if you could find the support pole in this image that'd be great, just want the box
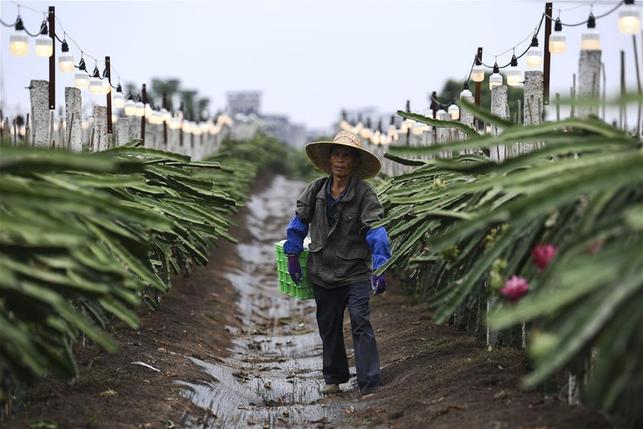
[105,56,113,136]
[474,47,483,106]
[140,83,147,144]
[48,6,55,111]
[543,2,553,105]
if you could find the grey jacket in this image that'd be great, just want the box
[295,175,384,288]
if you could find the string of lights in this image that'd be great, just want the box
[4,2,235,138]
[340,0,641,146]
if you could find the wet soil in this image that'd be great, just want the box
[4,174,612,429]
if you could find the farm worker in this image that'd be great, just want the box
[283,130,391,397]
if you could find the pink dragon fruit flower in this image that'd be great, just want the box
[532,243,558,270]
[500,276,529,303]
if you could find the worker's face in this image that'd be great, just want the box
[329,146,356,179]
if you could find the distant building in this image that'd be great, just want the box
[226,91,262,116]
[226,91,307,148]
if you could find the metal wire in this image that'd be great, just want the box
[0,17,17,27]
[544,0,624,27]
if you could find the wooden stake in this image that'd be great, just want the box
[543,2,553,105]
[48,7,56,111]
[141,83,147,144]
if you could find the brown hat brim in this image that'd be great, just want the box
[305,141,381,179]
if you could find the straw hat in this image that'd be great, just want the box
[305,131,381,179]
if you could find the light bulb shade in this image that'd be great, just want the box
[507,69,522,86]
[9,33,29,56]
[489,73,503,90]
[182,121,193,133]
[74,73,89,89]
[112,92,125,108]
[526,47,542,68]
[471,64,485,82]
[134,102,145,117]
[411,122,425,136]
[360,128,372,139]
[460,88,473,98]
[447,104,460,120]
[58,54,75,72]
[169,117,182,130]
[149,111,163,125]
[619,6,641,34]
[35,36,53,57]
[340,119,350,131]
[89,78,108,95]
[549,33,567,54]
[144,104,153,119]
[111,114,119,123]
[581,30,601,50]
[161,109,171,122]
[124,100,137,116]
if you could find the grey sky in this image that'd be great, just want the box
[0,0,637,129]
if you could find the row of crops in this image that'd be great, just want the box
[0,133,289,411]
[375,100,643,426]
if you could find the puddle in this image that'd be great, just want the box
[178,176,357,428]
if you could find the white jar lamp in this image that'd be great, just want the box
[112,85,125,108]
[581,14,601,51]
[619,0,641,34]
[447,104,460,120]
[526,35,542,68]
[35,21,53,58]
[58,40,75,72]
[506,54,522,86]
[9,16,29,57]
[549,18,567,54]
[489,63,503,90]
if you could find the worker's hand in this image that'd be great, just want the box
[370,274,387,295]
[287,254,302,285]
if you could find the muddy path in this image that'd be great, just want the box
[4,174,612,429]
[178,175,352,428]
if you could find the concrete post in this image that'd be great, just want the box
[490,85,509,162]
[578,50,602,118]
[29,80,50,147]
[64,87,82,151]
[92,106,108,152]
[128,116,141,143]
[522,71,545,154]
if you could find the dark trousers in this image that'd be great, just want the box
[313,281,381,393]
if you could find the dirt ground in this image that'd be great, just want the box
[3,174,613,429]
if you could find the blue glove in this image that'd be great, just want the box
[365,227,392,271]
[284,215,309,255]
[370,274,387,295]
[287,254,302,285]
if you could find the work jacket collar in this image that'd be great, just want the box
[316,174,358,203]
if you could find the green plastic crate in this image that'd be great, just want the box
[275,239,314,300]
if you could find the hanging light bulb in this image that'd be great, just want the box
[471,52,485,82]
[581,13,601,51]
[74,57,89,89]
[160,108,171,122]
[112,85,125,108]
[460,83,473,99]
[89,65,105,95]
[9,16,29,57]
[447,104,460,120]
[169,116,182,130]
[35,20,53,57]
[58,39,75,72]
[74,73,89,89]
[134,101,145,117]
[619,0,641,34]
[124,99,137,116]
[549,18,567,54]
[489,62,503,90]
[111,114,119,124]
[144,104,153,119]
[526,35,542,68]
[506,54,522,86]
